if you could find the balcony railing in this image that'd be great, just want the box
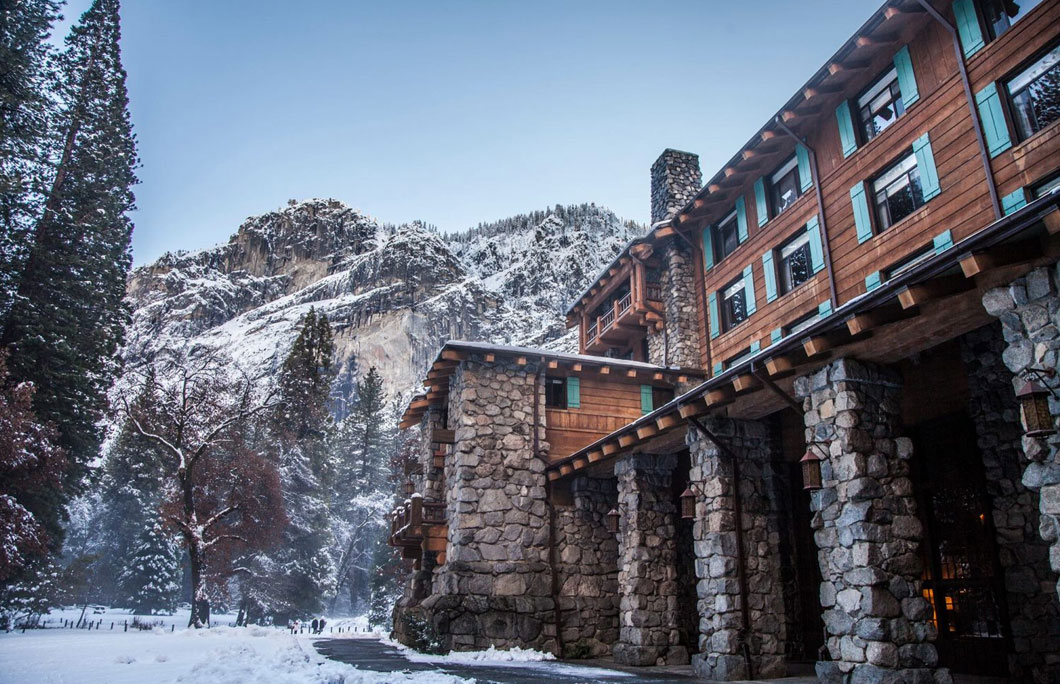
[389,496,447,549]
[646,283,663,302]
[599,308,615,332]
[617,292,632,315]
[586,323,598,344]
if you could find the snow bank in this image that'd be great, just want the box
[384,638,555,663]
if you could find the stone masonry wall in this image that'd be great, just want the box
[961,324,1060,683]
[981,265,1060,609]
[553,476,620,657]
[796,359,945,684]
[686,416,789,680]
[646,240,701,375]
[650,149,701,224]
[613,453,686,666]
[417,358,556,652]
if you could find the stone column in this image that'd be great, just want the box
[795,359,944,684]
[960,324,1060,682]
[686,416,789,680]
[646,241,701,374]
[419,358,555,652]
[554,476,619,657]
[613,453,685,666]
[982,266,1060,609]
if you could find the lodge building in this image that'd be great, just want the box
[389,1,1060,681]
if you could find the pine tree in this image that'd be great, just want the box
[338,366,388,493]
[1,0,138,545]
[0,0,61,319]
[118,519,181,615]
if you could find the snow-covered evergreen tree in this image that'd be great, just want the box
[118,519,180,615]
[1,0,138,547]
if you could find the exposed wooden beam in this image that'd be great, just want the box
[440,350,467,362]
[732,374,757,393]
[741,149,757,160]
[655,226,677,238]
[760,129,778,141]
[803,336,833,358]
[653,372,665,381]
[547,360,559,369]
[587,450,605,463]
[845,306,917,335]
[548,471,561,481]
[1044,208,1060,235]
[516,356,528,366]
[656,414,680,431]
[602,442,620,456]
[559,464,574,476]
[708,183,722,193]
[636,424,658,440]
[618,433,637,448]
[678,400,709,419]
[704,388,732,406]
[693,198,707,210]
[781,110,798,122]
[766,355,795,376]
[884,5,925,19]
[599,366,611,375]
[572,457,589,470]
[856,33,897,47]
[724,166,738,178]
[626,369,638,378]
[897,275,975,309]
[959,237,1045,278]
[484,353,495,362]
[803,85,842,100]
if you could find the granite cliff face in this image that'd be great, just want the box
[122,199,642,410]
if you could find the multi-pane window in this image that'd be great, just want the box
[713,210,740,263]
[784,311,819,338]
[545,377,566,409]
[885,246,934,281]
[721,276,748,331]
[981,0,1042,40]
[1006,43,1060,140]
[872,153,924,231]
[778,231,812,295]
[858,67,905,141]
[769,156,802,216]
[1033,173,1060,198]
[724,347,753,370]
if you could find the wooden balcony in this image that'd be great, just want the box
[583,285,663,354]
[388,496,448,567]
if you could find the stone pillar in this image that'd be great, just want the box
[982,266,1060,606]
[686,416,789,680]
[613,453,685,666]
[418,358,556,652]
[961,324,1060,682]
[795,359,945,684]
[651,149,701,224]
[646,241,701,374]
[554,476,619,657]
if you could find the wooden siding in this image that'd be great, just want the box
[693,0,1060,374]
[544,375,652,461]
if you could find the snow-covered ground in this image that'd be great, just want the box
[0,608,468,684]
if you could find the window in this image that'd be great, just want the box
[777,231,812,295]
[1033,173,1060,198]
[1006,43,1060,140]
[721,276,748,331]
[982,0,1042,40]
[785,311,819,338]
[769,156,802,216]
[885,246,934,280]
[724,347,753,370]
[873,153,924,231]
[713,210,740,263]
[858,67,906,142]
[545,377,566,409]
[652,386,674,409]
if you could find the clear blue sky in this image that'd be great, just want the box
[59,1,883,265]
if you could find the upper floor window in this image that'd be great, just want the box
[785,310,819,338]
[721,275,748,331]
[769,156,802,216]
[858,67,906,142]
[713,210,740,263]
[545,377,567,409]
[873,152,924,231]
[982,0,1042,40]
[1006,43,1060,141]
[1034,173,1060,198]
[885,246,934,280]
[778,230,812,295]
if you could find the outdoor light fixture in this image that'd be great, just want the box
[606,508,620,534]
[680,486,697,519]
[404,480,415,496]
[800,447,824,491]
[1017,367,1057,438]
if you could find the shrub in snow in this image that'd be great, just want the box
[400,612,445,655]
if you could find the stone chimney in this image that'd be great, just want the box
[650,149,702,224]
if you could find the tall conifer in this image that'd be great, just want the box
[1,0,138,543]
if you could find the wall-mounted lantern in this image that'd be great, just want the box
[1017,367,1058,438]
[800,447,823,491]
[680,486,697,519]
[606,508,620,534]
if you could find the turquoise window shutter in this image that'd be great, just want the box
[736,196,749,243]
[796,145,812,192]
[702,226,714,271]
[708,292,720,339]
[770,328,783,344]
[818,300,832,317]
[912,133,941,201]
[893,45,919,108]
[850,182,874,244]
[806,215,825,274]
[743,264,757,316]
[762,250,778,302]
[754,178,769,227]
[953,0,985,58]
[836,101,858,158]
[713,362,723,376]
[1002,188,1028,215]
[566,376,580,408]
[640,385,653,414]
[749,340,761,354]
[975,83,1012,157]
[933,230,953,254]
[865,271,882,292]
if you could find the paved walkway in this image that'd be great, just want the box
[313,637,706,683]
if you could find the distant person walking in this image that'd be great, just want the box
[318,618,326,634]
[311,618,319,634]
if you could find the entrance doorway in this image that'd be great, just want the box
[911,412,1011,676]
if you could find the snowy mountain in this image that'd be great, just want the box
[122,199,643,411]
